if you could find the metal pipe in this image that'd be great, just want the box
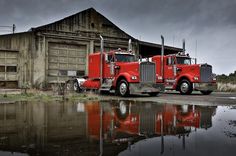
[182,134,186,150]
[161,35,164,83]
[160,114,164,154]
[99,103,103,156]
[128,39,132,52]
[183,39,185,54]
[100,35,104,86]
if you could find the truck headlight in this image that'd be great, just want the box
[131,76,137,80]
[157,76,163,80]
[193,76,199,80]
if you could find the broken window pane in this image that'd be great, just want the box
[0,66,5,72]
[59,70,67,76]
[0,82,5,87]
[77,70,85,76]
[6,66,17,72]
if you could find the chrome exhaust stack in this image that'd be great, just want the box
[161,35,164,82]
[128,39,132,52]
[182,39,185,55]
[100,35,104,85]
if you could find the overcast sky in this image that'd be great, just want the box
[0,0,235,75]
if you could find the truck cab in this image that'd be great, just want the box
[83,49,164,96]
[103,50,137,78]
[152,52,217,95]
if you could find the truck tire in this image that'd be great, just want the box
[118,79,130,97]
[200,91,212,95]
[115,101,129,120]
[148,92,159,97]
[179,79,193,95]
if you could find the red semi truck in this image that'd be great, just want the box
[86,100,201,141]
[74,36,164,96]
[152,36,217,95]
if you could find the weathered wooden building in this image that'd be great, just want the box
[0,8,181,89]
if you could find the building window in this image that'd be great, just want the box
[6,66,17,72]
[0,81,5,88]
[77,70,85,76]
[167,57,175,65]
[102,23,113,28]
[0,66,5,72]
[68,70,77,77]
[59,70,67,76]
[91,23,94,28]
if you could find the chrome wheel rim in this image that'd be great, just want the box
[119,101,127,115]
[180,82,189,93]
[119,83,127,95]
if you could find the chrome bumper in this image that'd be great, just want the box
[193,82,217,91]
[129,83,165,94]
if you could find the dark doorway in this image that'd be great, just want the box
[139,41,182,58]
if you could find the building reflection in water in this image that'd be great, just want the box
[0,100,218,155]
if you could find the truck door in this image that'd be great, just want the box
[104,54,114,78]
[164,56,176,89]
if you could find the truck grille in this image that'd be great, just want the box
[140,62,156,83]
[140,111,156,135]
[200,64,212,82]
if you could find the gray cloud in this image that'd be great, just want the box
[0,0,236,74]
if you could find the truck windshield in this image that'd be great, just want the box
[176,57,192,65]
[115,54,135,62]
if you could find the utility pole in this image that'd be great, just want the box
[13,24,16,33]
[195,40,198,58]
[0,24,16,34]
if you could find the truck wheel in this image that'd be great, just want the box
[200,91,212,95]
[115,101,129,120]
[179,79,193,95]
[148,92,159,97]
[118,79,130,97]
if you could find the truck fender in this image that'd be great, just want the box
[114,72,132,87]
[74,78,86,91]
[177,74,193,83]
[176,74,192,88]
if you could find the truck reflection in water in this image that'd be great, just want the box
[0,100,235,156]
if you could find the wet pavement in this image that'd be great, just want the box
[100,92,236,105]
[0,99,236,156]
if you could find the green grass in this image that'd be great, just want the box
[0,92,99,103]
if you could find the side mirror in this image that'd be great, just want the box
[138,55,142,61]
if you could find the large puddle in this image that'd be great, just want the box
[0,100,235,156]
